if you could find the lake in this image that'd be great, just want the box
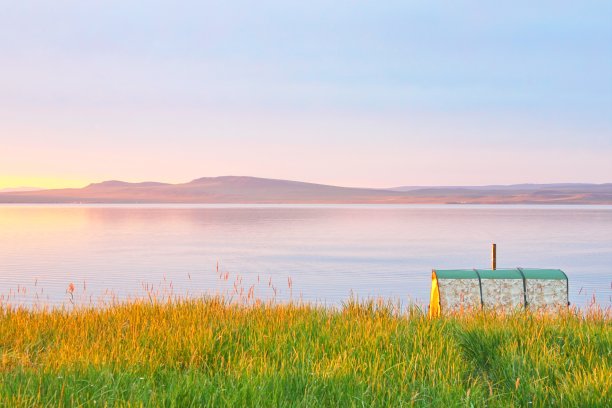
[1,204,610,309]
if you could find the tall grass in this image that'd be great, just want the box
[0,297,609,407]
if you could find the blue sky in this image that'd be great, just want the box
[1,1,610,188]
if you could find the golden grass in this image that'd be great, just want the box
[0,296,610,407]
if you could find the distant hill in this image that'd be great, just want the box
[390,183,612,192]
[0,176,610,204]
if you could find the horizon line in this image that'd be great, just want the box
[1,175,611,192]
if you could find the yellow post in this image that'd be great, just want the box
[492,243,497,270]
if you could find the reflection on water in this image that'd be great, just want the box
[1,204,611,308]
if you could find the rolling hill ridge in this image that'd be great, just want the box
[0,176,610,204]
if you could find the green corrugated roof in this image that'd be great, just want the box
[477,269,523,279]
[521,269,567,280]
[433,269,479,279]
[434,268,567,280]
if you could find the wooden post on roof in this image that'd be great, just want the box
[492,243,497,270]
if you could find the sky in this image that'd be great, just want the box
[1,1,611,189]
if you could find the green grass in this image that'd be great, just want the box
[0,298,610,407]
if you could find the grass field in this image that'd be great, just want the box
[0,298,610,407]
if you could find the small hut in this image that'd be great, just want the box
[429,268,569,316]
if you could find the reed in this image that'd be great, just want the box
[0,297,609,407]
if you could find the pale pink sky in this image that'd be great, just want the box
[2,109,610,189]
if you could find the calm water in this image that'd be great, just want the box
[1,204,611,309]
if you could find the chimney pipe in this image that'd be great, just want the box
[492,243,497,270]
